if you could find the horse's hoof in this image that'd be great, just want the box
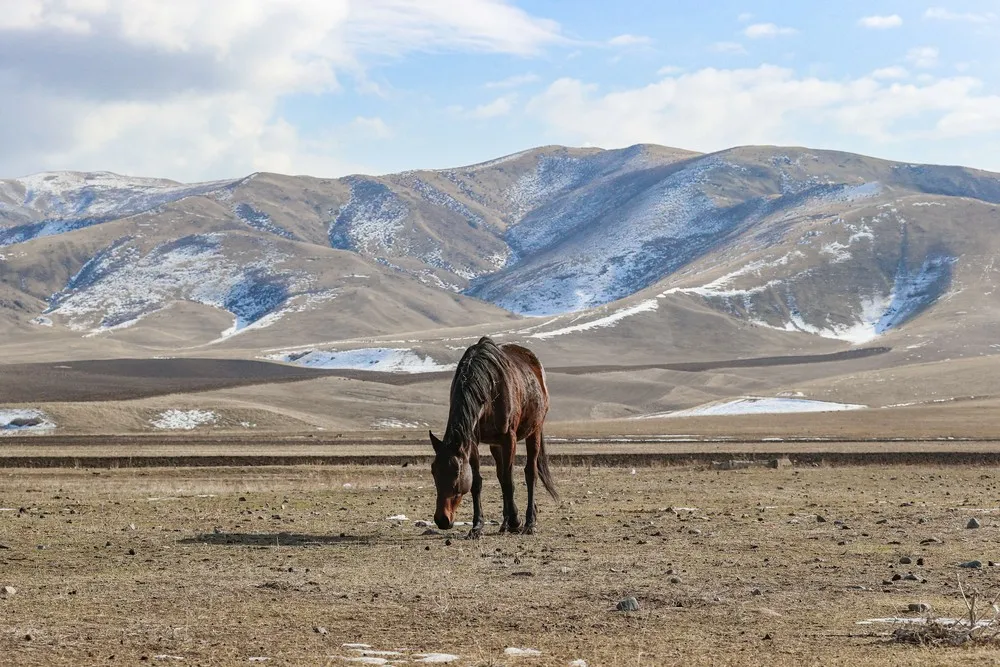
[465,528,482,540]
[498,523,508,535]
[520,525,535,535]
[506,522,522,534]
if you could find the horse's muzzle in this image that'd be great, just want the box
[434,512,454,530]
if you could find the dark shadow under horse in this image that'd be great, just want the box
[429,336,557,538]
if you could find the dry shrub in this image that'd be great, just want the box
[892,577,1000,647]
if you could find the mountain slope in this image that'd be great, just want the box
[0,144,998,360]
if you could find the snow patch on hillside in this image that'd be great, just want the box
[531,299,658,339]
[329,178,408,254]
[0,171,237,246]
[46,234,307,335]
[272,347,453,373]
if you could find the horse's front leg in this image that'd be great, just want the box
[467,451,484,540]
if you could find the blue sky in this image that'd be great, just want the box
[2,1,999,180]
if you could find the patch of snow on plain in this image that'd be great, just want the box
[273,348,453,373]
[413,655,460,664]
[372,418,426,429]
[530,299,658,339]
[150,410,218,430]
[30,316,53,326]
[504,647,543,656]
[0,409,55,433]
[658,397,866,418]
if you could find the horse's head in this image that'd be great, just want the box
[429,430,472,529]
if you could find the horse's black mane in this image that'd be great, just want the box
[444,336,510,452]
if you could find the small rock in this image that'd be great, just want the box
[444,539,452,546]
[313,626,328,635]
[917,558,925,566]
[891,574,902,581]
[128,548,136,556]
[750,588,763,596]
[899,556,912,565]
[128,523,136,531]
[967,518,982,529]
[920,537,942,545]
[0,586,15,598]
[959,560,983,569]
[688,528,702,536]
[616,596,640,612]
[903,573,919,581]
[669,576,681,584]
[908,602,931,612]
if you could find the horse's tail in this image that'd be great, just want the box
[537,430,559,501]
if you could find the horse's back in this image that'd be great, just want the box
[499,342,549,413]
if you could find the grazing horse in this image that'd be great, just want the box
[429,336,557,538]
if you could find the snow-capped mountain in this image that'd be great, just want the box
[1,144,999,356]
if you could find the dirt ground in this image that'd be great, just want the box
[3,463,1000,666]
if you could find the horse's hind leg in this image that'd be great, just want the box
[493,435,520,534]
[522,432,540,534]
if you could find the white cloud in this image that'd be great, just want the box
[526,66,1000,156]
[470,94,517,118]
[743,23,797,38]
[608,34,653,47]
[0,0,565,181]
[657,65,684,76]
[924,7,997,23]
[871,66,909,80]
[711,41,747,55]
[906,46,940,69]
[351,116,392,139]
[484,72,540,88]
[737,13,754,23]
[858,15,902,29]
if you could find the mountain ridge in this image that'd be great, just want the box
[0,143,997,369]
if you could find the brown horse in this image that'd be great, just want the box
[429,336,557,538]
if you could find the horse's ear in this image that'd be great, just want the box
[429,431,443,452]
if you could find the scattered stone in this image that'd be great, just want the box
[688,529,702,536]
[917,558,925,566]
[816,515,827,523]
[899,556,912,565]
[0,586,15,598]
[891,574,902,581]
[616,597,640,612]
[313,626,328,635]
[903,573,919,581]
[669,577,681,584]
[876,518,888,524]
[990,561,999,567]
[750,588,763,596]
[908,603,931,613]
[967,518,982,529]
[959,560,983,569]
[128,523,136,531]
[444,539,452,546]
[128,548,136,556]
[920,537,942,545]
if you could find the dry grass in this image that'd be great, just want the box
[3,464,1000,665]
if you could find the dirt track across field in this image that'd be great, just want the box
[5,434,1000,469]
